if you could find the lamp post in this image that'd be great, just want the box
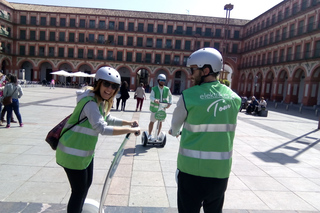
[222,3,234,80]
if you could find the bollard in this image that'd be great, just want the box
[286,105,289,111]
[275,103,278,108]
[318,116,320,129]
[299,104,303,113]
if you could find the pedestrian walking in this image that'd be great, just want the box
[134,82,146,111]
[50,79,55,89]
[3,74,24,128]
[119,81,130,111]
[0,72,4,126]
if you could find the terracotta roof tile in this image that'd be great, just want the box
[9,2,249,25]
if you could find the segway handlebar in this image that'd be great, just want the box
[99,133,132,213]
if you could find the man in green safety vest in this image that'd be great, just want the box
[169,48,241,213]
[148,74,172,140]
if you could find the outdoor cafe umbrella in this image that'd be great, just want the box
[70,72,89,86]
[50,70,72,77]
[50,70,72,86]
[70,71,90,77]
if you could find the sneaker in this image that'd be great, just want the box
[148,135,154,141]
[6,124,10,128]
[20,123,24,127]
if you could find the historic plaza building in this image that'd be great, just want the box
[0,0,319,105]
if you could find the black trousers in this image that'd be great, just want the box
[64,159,94,213]
[177,170,229,213]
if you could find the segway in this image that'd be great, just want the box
[82,133,135,213]
[141,102,168,147]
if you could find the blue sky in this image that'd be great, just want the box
[8,0,283,20]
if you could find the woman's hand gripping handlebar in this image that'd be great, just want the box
[130,120,140,136]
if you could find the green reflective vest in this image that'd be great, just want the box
[149,86,169,112]
[178,81,241,178]
[56,96,102,170]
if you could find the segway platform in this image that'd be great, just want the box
[141,103,168,148]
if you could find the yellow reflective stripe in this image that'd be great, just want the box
[184,122,236,132]
[179,147,232,160]
[71,125,98,136]
[58,142,94,157]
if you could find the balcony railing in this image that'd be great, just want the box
[0,10,11,21]
[241,24,320,54]
[243,0,320,38]
[239,49,320,69]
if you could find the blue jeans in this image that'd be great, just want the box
[6,99,22,125]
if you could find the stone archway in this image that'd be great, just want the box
[57,63,73,85]
[246,73,253,97]
[311,67,320,105]
[20,61,33,81]
[39,62,53,82]
[78,64,92,85]
[118,67,131,87]
[136,68,150,91]
[291,68,306,104]
[276,70,288,102]
[172,70,188,94]
[264,71,274,100]
[59,63,72,72]
[254,72,263,99]
[239,73,246,96]
[1,59,10,74]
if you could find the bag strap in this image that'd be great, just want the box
[7,86,17,97]
[60,100,92,138]
[60,116,88,138]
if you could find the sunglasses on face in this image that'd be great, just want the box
[159,79,166,82]
[102,80,119,90]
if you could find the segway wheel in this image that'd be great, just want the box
[82,198,99,213]
[160,135,166,147]
[142,131,148,147]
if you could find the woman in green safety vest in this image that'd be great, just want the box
[56,66,140,213]
[169,48,241,213]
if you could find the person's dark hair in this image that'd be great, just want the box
[201,64,220,78]
[203,64,219,78]
[6,73,12,81]
[10,75,17,83]
[123,81,128,88]
[140,83,144,87]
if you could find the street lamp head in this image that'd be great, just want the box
[224,4,234,11]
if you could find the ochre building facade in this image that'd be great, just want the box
[0,0,319,106]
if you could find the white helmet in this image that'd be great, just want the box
[186,48,223,73]
[95,66,121,85]
[157,74,166,81]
